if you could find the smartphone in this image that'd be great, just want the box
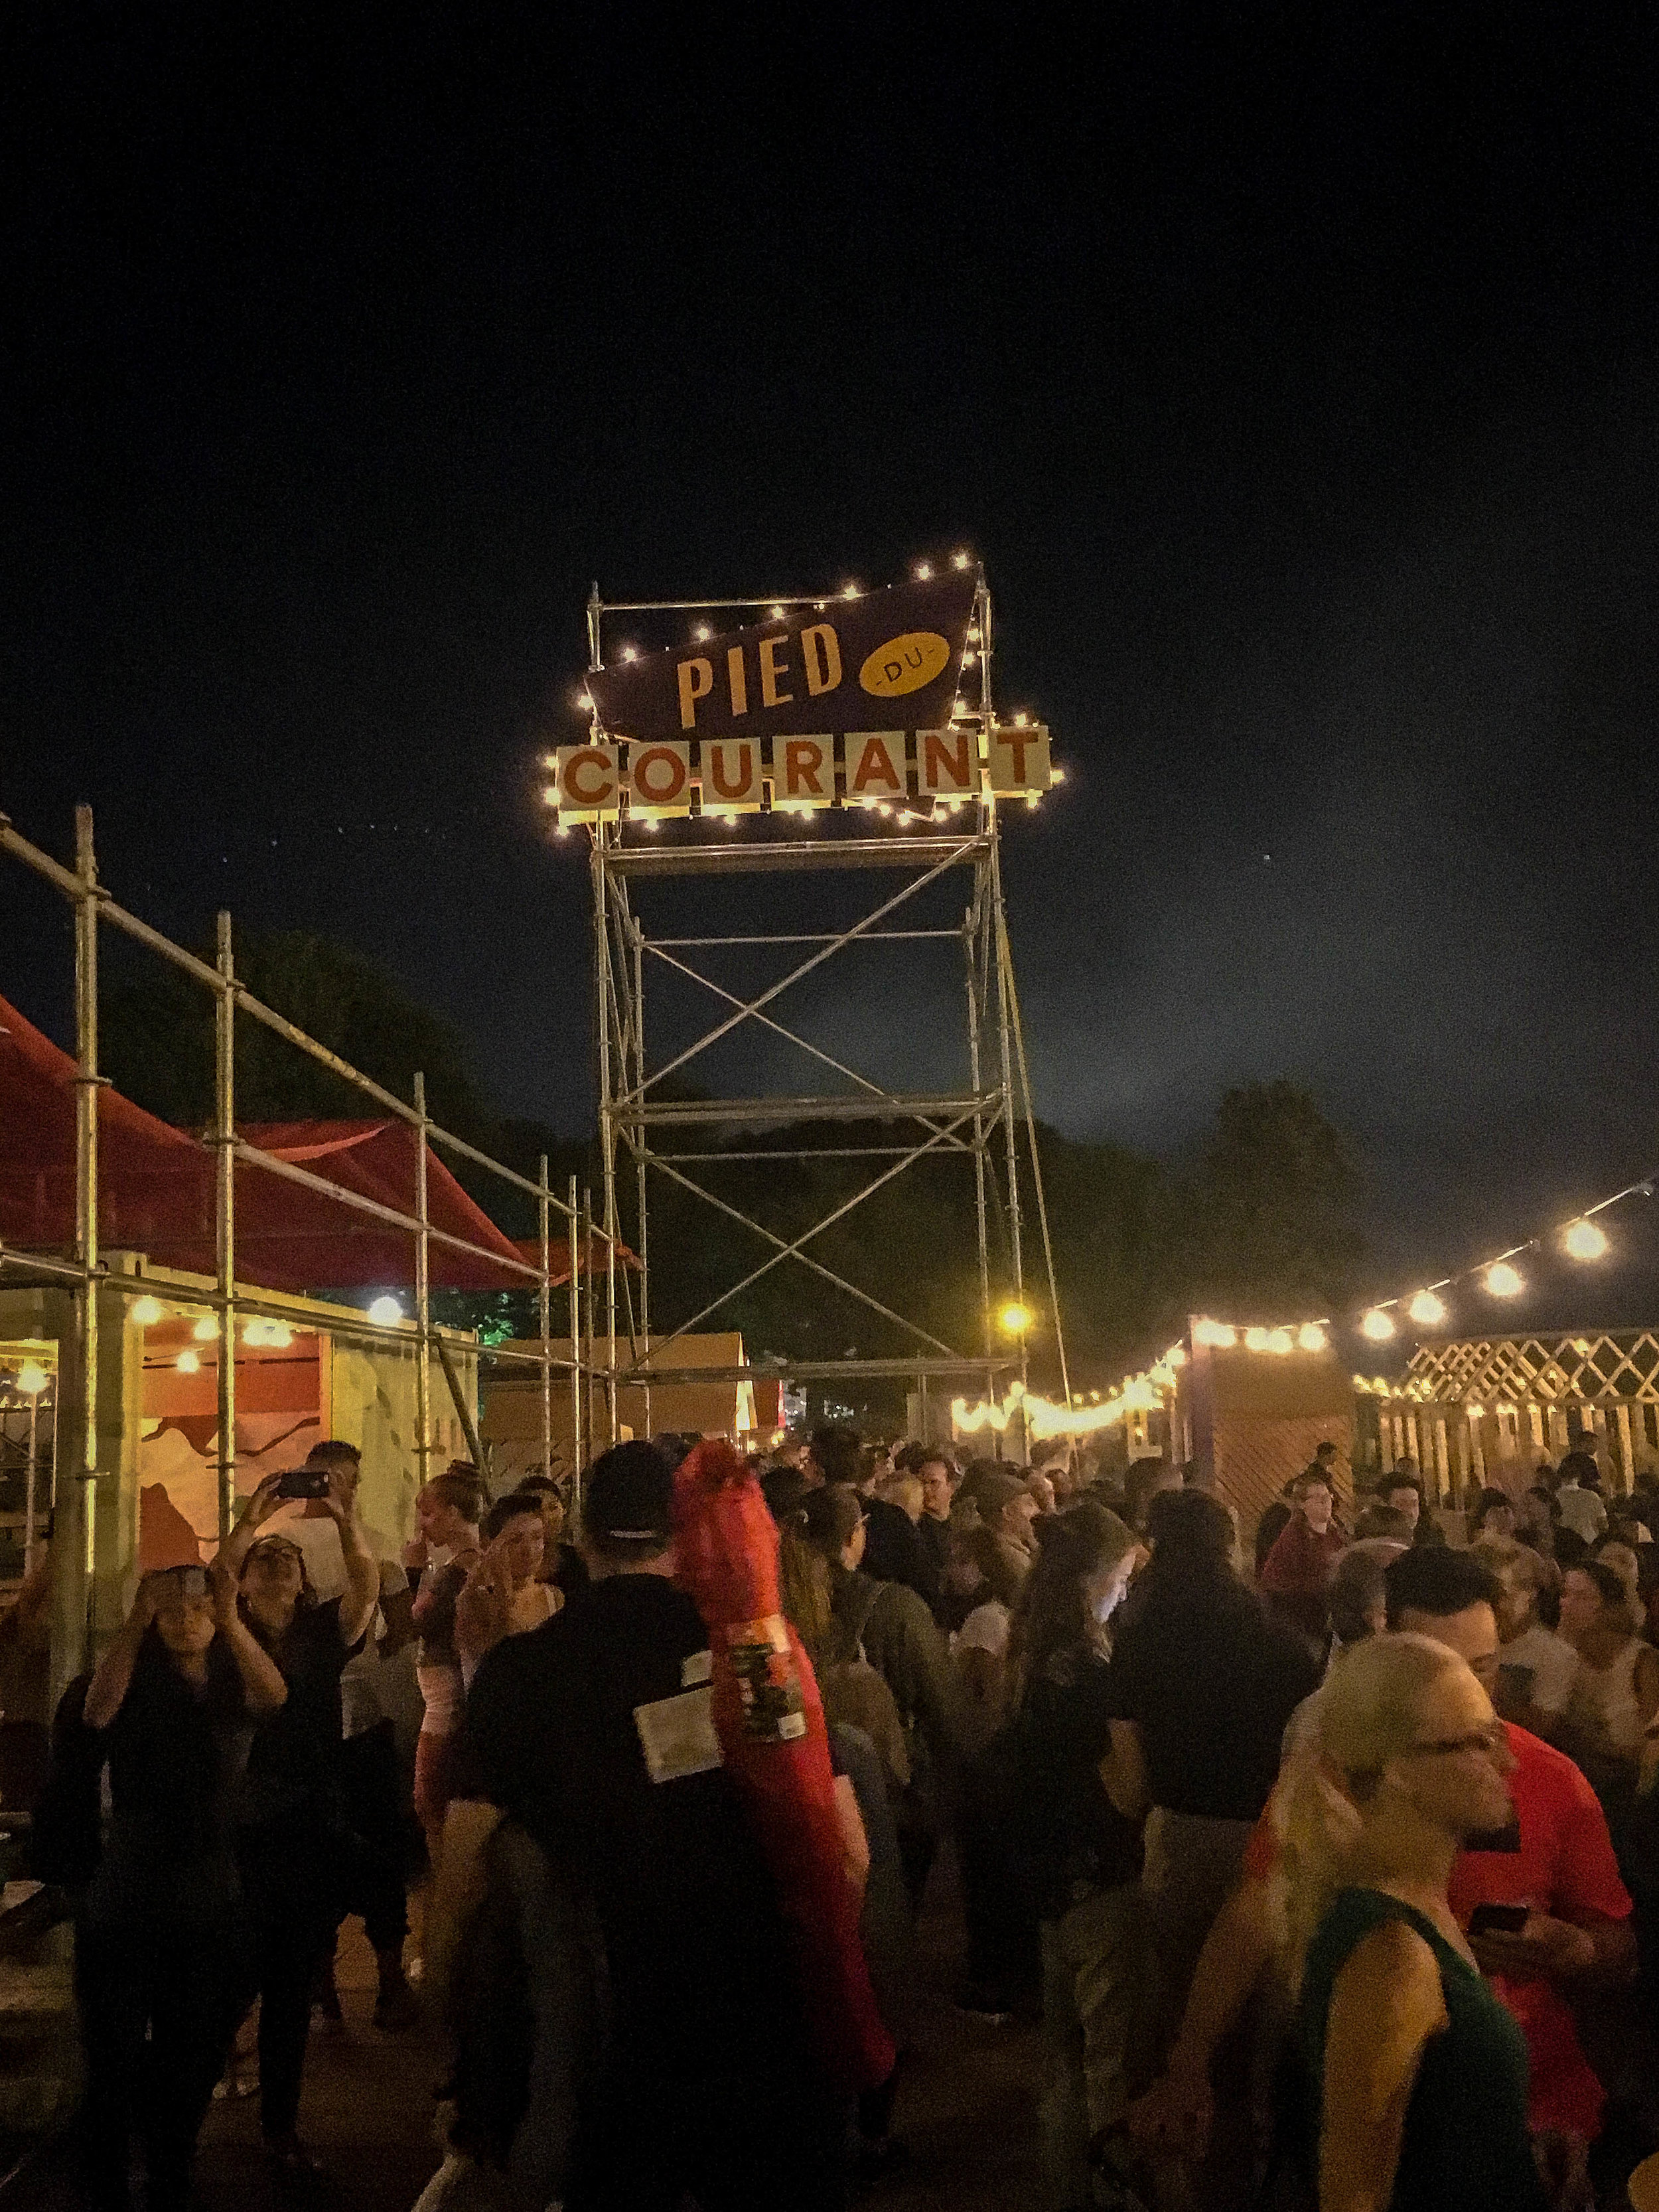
[275,1468,330,1499]
[1468,1901,1530,1936]
[151,1565,208,1598]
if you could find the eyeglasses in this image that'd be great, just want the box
[1404,1722,1510,1760]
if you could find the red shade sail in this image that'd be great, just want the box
[0,992,595,1292]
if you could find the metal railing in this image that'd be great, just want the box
[0,804,622,1680]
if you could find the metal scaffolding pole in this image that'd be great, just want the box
[632,908,652,1439]
[413,1071,431,1489]
[214,911,238,1540]
[567,1173,583,1495]
[538,1153,553,1480]
[54,804,101,1691]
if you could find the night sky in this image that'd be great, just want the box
[5,7,1659,1323]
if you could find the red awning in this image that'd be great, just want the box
[0,992,593,1293]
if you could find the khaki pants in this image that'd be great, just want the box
[1040,1882,1147,2209]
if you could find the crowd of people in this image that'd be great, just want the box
[19,1423,1659,2210]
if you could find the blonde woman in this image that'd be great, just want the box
[1280,1634,1548,2212]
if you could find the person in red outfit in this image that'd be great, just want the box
[1259,1470,1346,1643]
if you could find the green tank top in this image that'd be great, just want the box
[1297,1888,1547,2212]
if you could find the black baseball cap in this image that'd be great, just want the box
[585,1441,674,1547]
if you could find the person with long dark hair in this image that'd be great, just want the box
[72,1561,287,2211]
[223,1469,380,2174]
[1107,1489,1320,2033]
[1002,1502,1145,2211]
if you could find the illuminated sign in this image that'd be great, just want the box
[551,724,1054,822]
[585,574,977,743]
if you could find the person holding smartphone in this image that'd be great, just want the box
[72,1560,287,2212]
[222,1467,380,2175]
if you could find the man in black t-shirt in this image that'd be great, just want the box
[431,1441,843,2212]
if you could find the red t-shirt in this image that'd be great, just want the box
[1247,1722,1630,2138]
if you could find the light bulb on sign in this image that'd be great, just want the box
[1167,1343,1188,1367]
[368,1295,404,1326]
[1563,1218,1608,1261]
[1013,711,1029,727]
[1361,1308,1396,1341]
[768,605,785,620]
[1408,1290,1447,1327]
[131,1296,164,1326]
[693,625,711,642]
[1484,1261,1524,1297]
[555,824,571,839]
[620,646,638,664]
[16,1360,48,1396]
[841,583,860,599]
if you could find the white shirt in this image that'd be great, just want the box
[1500,1625,1578,1716]
[1555,1483,1609,1544]
[271,1511,409,1737]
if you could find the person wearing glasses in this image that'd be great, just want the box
[1134,1548,1632,2209]
[1281,1631,1549,2211]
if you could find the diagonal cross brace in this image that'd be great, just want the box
[614,836,979,1106]
[619,1114,975,1367]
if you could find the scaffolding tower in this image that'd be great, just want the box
[579,575,1068,1445]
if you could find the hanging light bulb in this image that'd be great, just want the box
[243,1317,269,1346]
[16,1359,48,1395]
[914,561,934,581]
[192,1315,220,1341]
[131,1295,165,1326]
[693,624,712,642]
[1361,1308,1396,1341]
[368,1295,404,1326]
[1192,1318,1236,1348]
[175,1349,200,1374]
[1244,1326,1271,1353]
[1563,1218,1609,1262]
[266,1322,293,1349]
[1408,1290,1447,1327]
[1484,1261,1524,1297]
[1265,1327,1295,1354]
[1298,1322,1328,1353]
[952,550,972,569]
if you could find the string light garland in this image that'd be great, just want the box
[952,1167,1659,1447]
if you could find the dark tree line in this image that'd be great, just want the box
[102,934,1365,1385]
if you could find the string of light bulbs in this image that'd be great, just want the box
[948,1165,1659,1444]
[1350,1169,1657,1345]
